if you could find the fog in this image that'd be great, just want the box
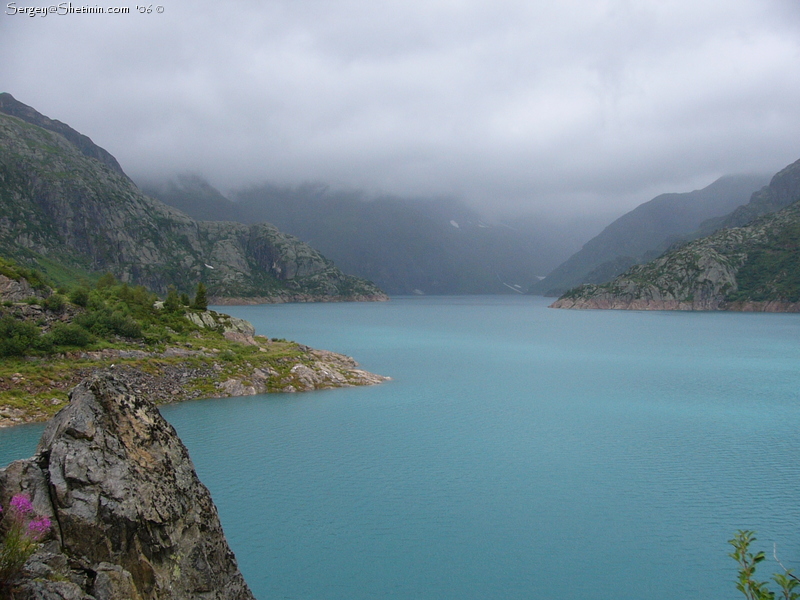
[3,0,800,218]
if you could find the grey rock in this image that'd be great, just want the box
[0,273,41,302]
[0,372,255,600]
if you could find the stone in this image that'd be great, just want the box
[0,372,256,600]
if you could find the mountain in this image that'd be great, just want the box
[551,158,800,311]
[697,159,800,233]
[0,92,126,176]
[529,174,770,297]
[145,177,601,295]
[143,173,249,223]
[0,94,386,303]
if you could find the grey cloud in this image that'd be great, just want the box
[2,0,799,218]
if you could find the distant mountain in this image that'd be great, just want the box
[529,174,770,297]
[146,177,600,295]
[142,174,248,223]
[697,159,800,234]
[552,158,800,311]
[0,94,386,303]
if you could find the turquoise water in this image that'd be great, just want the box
[2,296,799,599]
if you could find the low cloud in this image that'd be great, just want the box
[3,0,799,217]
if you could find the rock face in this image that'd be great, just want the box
[552,197,800,311]
[0,372,256,599]
[0,94,386,303]
[0,273,41,302]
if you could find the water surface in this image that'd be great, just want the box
[2,296,798,599]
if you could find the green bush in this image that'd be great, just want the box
[0,317,40,357]
[163,286,181,313]
[50,323,93,348]
[75,309,142,339]
[68,287,90,307]
[43,293,65,313]
[192,282,208,311]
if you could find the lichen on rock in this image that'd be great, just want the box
[0,372,256,600]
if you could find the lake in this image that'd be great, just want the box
[2,295,799,599]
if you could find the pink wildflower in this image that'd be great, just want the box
[27,516,51,540]
[9,494,34,516]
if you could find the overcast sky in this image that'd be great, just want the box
[2,0,800,218]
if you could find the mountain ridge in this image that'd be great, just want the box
[551,158,800,311]
[0,95,386,303]
[145,176,602,295]
[530,174,770,296]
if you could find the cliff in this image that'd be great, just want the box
[0,94,386,302]
[0,372,255,599]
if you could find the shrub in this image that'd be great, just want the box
[0,317,39,357]
[729,530,800,600]
[96,272,117,289]
[163,286,181,313]
[42,293,65,313]
[68,287,90,307]
[50,323,93,348]
[191,282,208,311]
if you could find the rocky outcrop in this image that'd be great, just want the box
[551,235,744,310]
[0,372,256,599]
[184,310,256,335]
[0,92,126,177]
[0,274,41,302]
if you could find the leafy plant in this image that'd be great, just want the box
[730,530,800,600]
[0,494,51,592]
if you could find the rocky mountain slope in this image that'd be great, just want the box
[530,174,769,297]
[0,93,386,303]
[0,372,255,599]
[144,176,601,295]
[552,159,800,311]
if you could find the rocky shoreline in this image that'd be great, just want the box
[0,344,389,428]
[551,296,800,311]
[210,293,389,305]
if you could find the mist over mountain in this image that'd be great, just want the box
[0,94,385,303]
[529,174,770,296]
[552,157,800,311]
[144,176,605,295]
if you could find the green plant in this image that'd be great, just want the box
[730,530,800,600]
[68,287,89,307]
[0,494,51,592]
[191,282,208,311]
[0,317,39,357]
[49,323,93,348]
[163,286,181,313]
[42,293,65,313]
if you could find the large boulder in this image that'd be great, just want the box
[0,372,255,600]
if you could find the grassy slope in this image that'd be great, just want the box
[0,263,384,425]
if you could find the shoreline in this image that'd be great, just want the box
[0,341,389,428]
